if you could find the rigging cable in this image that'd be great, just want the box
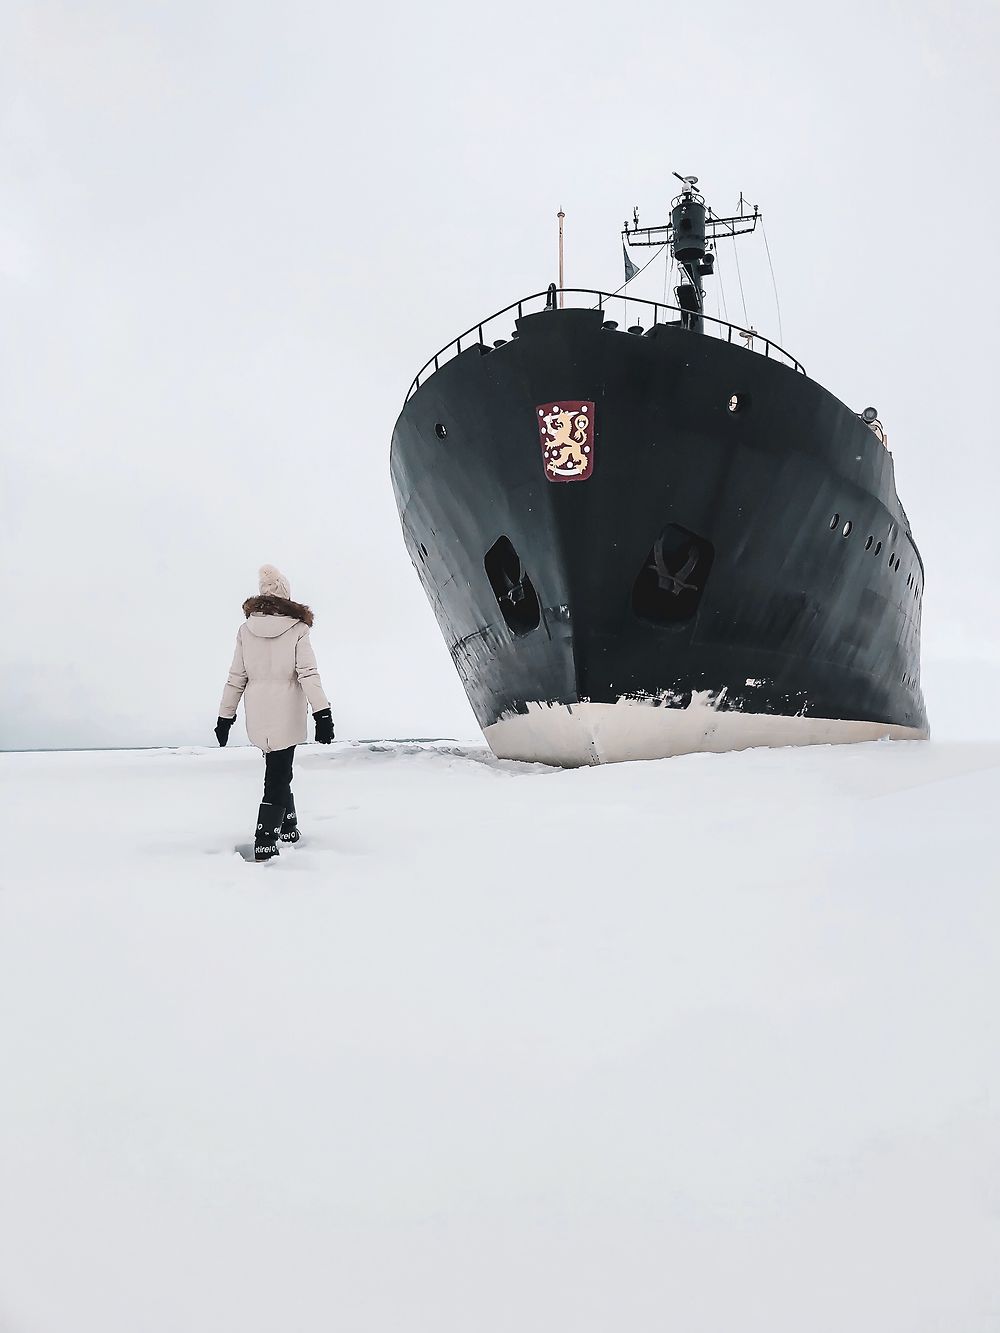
[760,215,784,344]
[731,231,749,326]
[713,239,729,322]
[598,242,669,305]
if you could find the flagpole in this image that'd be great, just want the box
[557,208,565,308]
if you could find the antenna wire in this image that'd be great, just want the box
[760,216,783,344]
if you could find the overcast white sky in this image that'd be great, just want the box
[2,0,998,750]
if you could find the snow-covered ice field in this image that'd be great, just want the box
[2,738,999,1331]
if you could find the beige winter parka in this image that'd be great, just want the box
[219,595,330,752]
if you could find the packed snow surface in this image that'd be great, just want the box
[2,738,999,1332]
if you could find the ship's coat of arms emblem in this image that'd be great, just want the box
[536,401,595,482]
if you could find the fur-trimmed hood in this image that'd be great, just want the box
[242,594,314,627]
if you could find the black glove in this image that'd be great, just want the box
[215,716,235,747]
[313,708,334,745]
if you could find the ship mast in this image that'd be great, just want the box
[557,208,565,308]
[623,173,760,334]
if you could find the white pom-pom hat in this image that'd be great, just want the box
[258,564,291,600]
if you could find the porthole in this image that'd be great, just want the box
[865,535,873,550]
[842,521,853,537]
[434,422,448,440]
[830,513,840,530]
[728,393,750,413]
[875,541,882,555]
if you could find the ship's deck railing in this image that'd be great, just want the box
[405,287,806,401]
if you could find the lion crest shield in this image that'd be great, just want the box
[536,401,595,482]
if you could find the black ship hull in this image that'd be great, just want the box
[391,304,927,766]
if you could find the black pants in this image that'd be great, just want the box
[263,746,295,810]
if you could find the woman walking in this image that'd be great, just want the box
[215,565,334,861]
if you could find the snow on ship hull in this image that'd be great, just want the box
[391,305,928,766]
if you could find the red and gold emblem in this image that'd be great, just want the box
[536,401,595,482]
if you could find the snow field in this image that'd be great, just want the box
[1,739,999,1331]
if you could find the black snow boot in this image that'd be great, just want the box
[280,793,300,844]
[254,802,284,862]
